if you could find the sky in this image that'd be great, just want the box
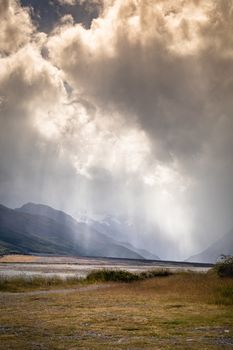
[0,0,233,260]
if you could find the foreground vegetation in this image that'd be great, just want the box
[0,271,232,349]
[0,274,82,292]
[86,268,171,283]
[0,269,171,292]
[214,256,233,277]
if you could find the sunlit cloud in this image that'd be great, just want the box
[0,0,233,259]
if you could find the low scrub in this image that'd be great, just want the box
[139,269,171,279]
[0,269,171,292]
[86,269,171,283]
[214,256,233,277]
[86,269,141,282]
[0,275,82,292]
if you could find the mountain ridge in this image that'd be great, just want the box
[17,202,160,260]
[187,229,233,263]
[0,203,145,259]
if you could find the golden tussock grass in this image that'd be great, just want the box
[0,272,232,349]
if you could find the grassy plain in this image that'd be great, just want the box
[0,271,232,349]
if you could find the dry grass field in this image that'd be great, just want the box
[0,272,232,350]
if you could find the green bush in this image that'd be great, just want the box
[214,256,233,277]
[86,269,171,283]
[139,269,171,279]
[86,269,141,283]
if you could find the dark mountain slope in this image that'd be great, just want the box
[0,203,143,259]
[0,204,83,255]
[20,203,160,260]
[17,203,78,229]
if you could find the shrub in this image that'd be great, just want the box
[86,269,141,283]
[139,269,171,279]
[86,269,171,283]
[214,256,233,277]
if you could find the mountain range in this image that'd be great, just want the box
[0,203,159,259]
[187,229,233,263]
[0,202,232,262]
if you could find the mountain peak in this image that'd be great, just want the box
[16,202,75,223]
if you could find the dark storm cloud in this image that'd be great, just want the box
[48,0,233,167]
[20,0,101,32]
[47,1,210,162]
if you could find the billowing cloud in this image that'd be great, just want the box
[46,0,218,163]
[0,0,35,55]
[0,0,233,259]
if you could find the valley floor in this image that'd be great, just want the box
[0,272,232,350]
[0,255,212,279]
